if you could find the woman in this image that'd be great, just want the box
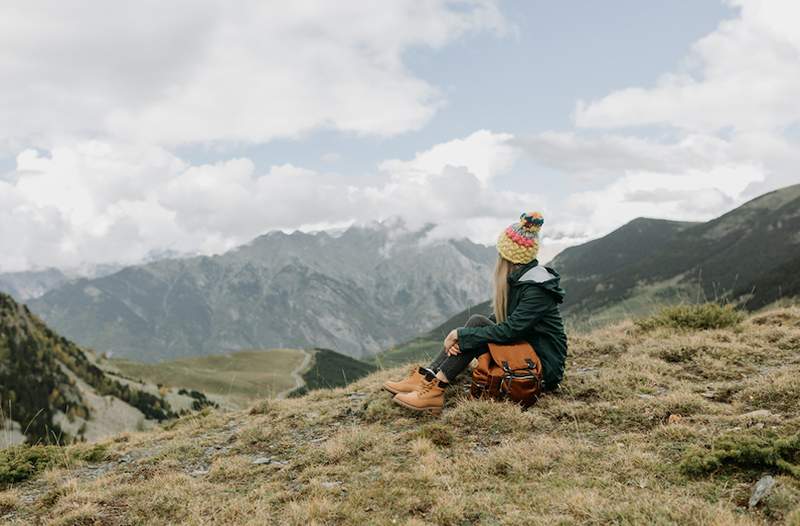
[384,211,567,414]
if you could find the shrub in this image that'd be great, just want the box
[0,443,109,485]
[681,432,800,479]
[636,303,745,332]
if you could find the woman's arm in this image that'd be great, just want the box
[457,286,553,348]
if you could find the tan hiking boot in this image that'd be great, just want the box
[393,377,446,415]
[383,366,427,395]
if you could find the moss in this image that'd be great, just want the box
[681,432,800,479]
[636,303,745,332]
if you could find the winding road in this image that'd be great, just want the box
[276,349,311,399]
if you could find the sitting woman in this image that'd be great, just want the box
[384,211,568,414]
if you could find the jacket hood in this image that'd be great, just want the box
[509,259,566,304]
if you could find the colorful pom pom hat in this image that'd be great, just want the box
[496,211,544,264]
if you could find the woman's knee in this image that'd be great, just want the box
[466,314,493,327]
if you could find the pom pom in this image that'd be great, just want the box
[519,211,544,230]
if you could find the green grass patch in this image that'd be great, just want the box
[0,443,109,485]
[635,303,745,331]
[681,432,800,479]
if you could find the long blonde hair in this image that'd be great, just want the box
[492,255,519,323]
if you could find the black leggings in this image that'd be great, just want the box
[428,314,493,381]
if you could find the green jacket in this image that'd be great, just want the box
[457,259,568,391]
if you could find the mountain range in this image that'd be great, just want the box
[25,221,497,361]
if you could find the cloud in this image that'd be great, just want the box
[379,129,518,184]
[513,132,733,176]
[574,0,800,132]
[559,164,765,239]
[0,1,506,147]
[0,133,540,272]
[513,0,800,243]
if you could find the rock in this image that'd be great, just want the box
[321,481,341,489]
[252,456,272,465]
[740,409,772,420]
[748,475,776,508]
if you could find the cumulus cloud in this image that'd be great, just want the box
[574,0,800,132]
[0,132,541,271]
[379,130,518,184]
[0,0,506,147]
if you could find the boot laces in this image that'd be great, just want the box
[419,379,436,395]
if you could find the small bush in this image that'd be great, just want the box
[681,432,800,479]
[0,445,59,485]
[636,303,745,332]
[0,443,109,485]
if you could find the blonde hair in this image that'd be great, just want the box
[492,255,520,323]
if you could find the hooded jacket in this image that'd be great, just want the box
[457,259,567,391]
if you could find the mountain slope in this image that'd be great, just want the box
[0,293,206,446]
[3,304,799,524]
[29,222,496,361]
[553,183,800,326]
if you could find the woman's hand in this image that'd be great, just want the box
[444,329,460,355]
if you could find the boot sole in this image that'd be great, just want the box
[382,383,400,395]
[392,396,442,416]
[382,383,418,395]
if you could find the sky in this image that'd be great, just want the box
[2,0,799,272]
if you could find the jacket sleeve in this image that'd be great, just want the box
[457,285,552,348]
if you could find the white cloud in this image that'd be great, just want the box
[379,129,518,184]
[574,0,800,132]
[0,1,506,147]
[0,133,541,271]
[514,0,800,244]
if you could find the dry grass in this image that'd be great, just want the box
[2,305,800,525]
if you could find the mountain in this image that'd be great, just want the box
[553,183,800,326]
[28,221,497,361]
[4,303,800,523]
[0,293,211,447]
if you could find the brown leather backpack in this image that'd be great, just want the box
[470,341,543,408]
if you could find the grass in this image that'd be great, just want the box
[2,304,800,524]
[110,349,309,407]
[635,302,746,331]
[0,443,108,485]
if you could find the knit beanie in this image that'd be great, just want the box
[496,211,544,264]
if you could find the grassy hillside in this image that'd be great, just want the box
[3,304,799,524]
[111,347,376,407]
[110,349,309,408]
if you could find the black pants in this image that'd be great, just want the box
[428,314,493,381]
